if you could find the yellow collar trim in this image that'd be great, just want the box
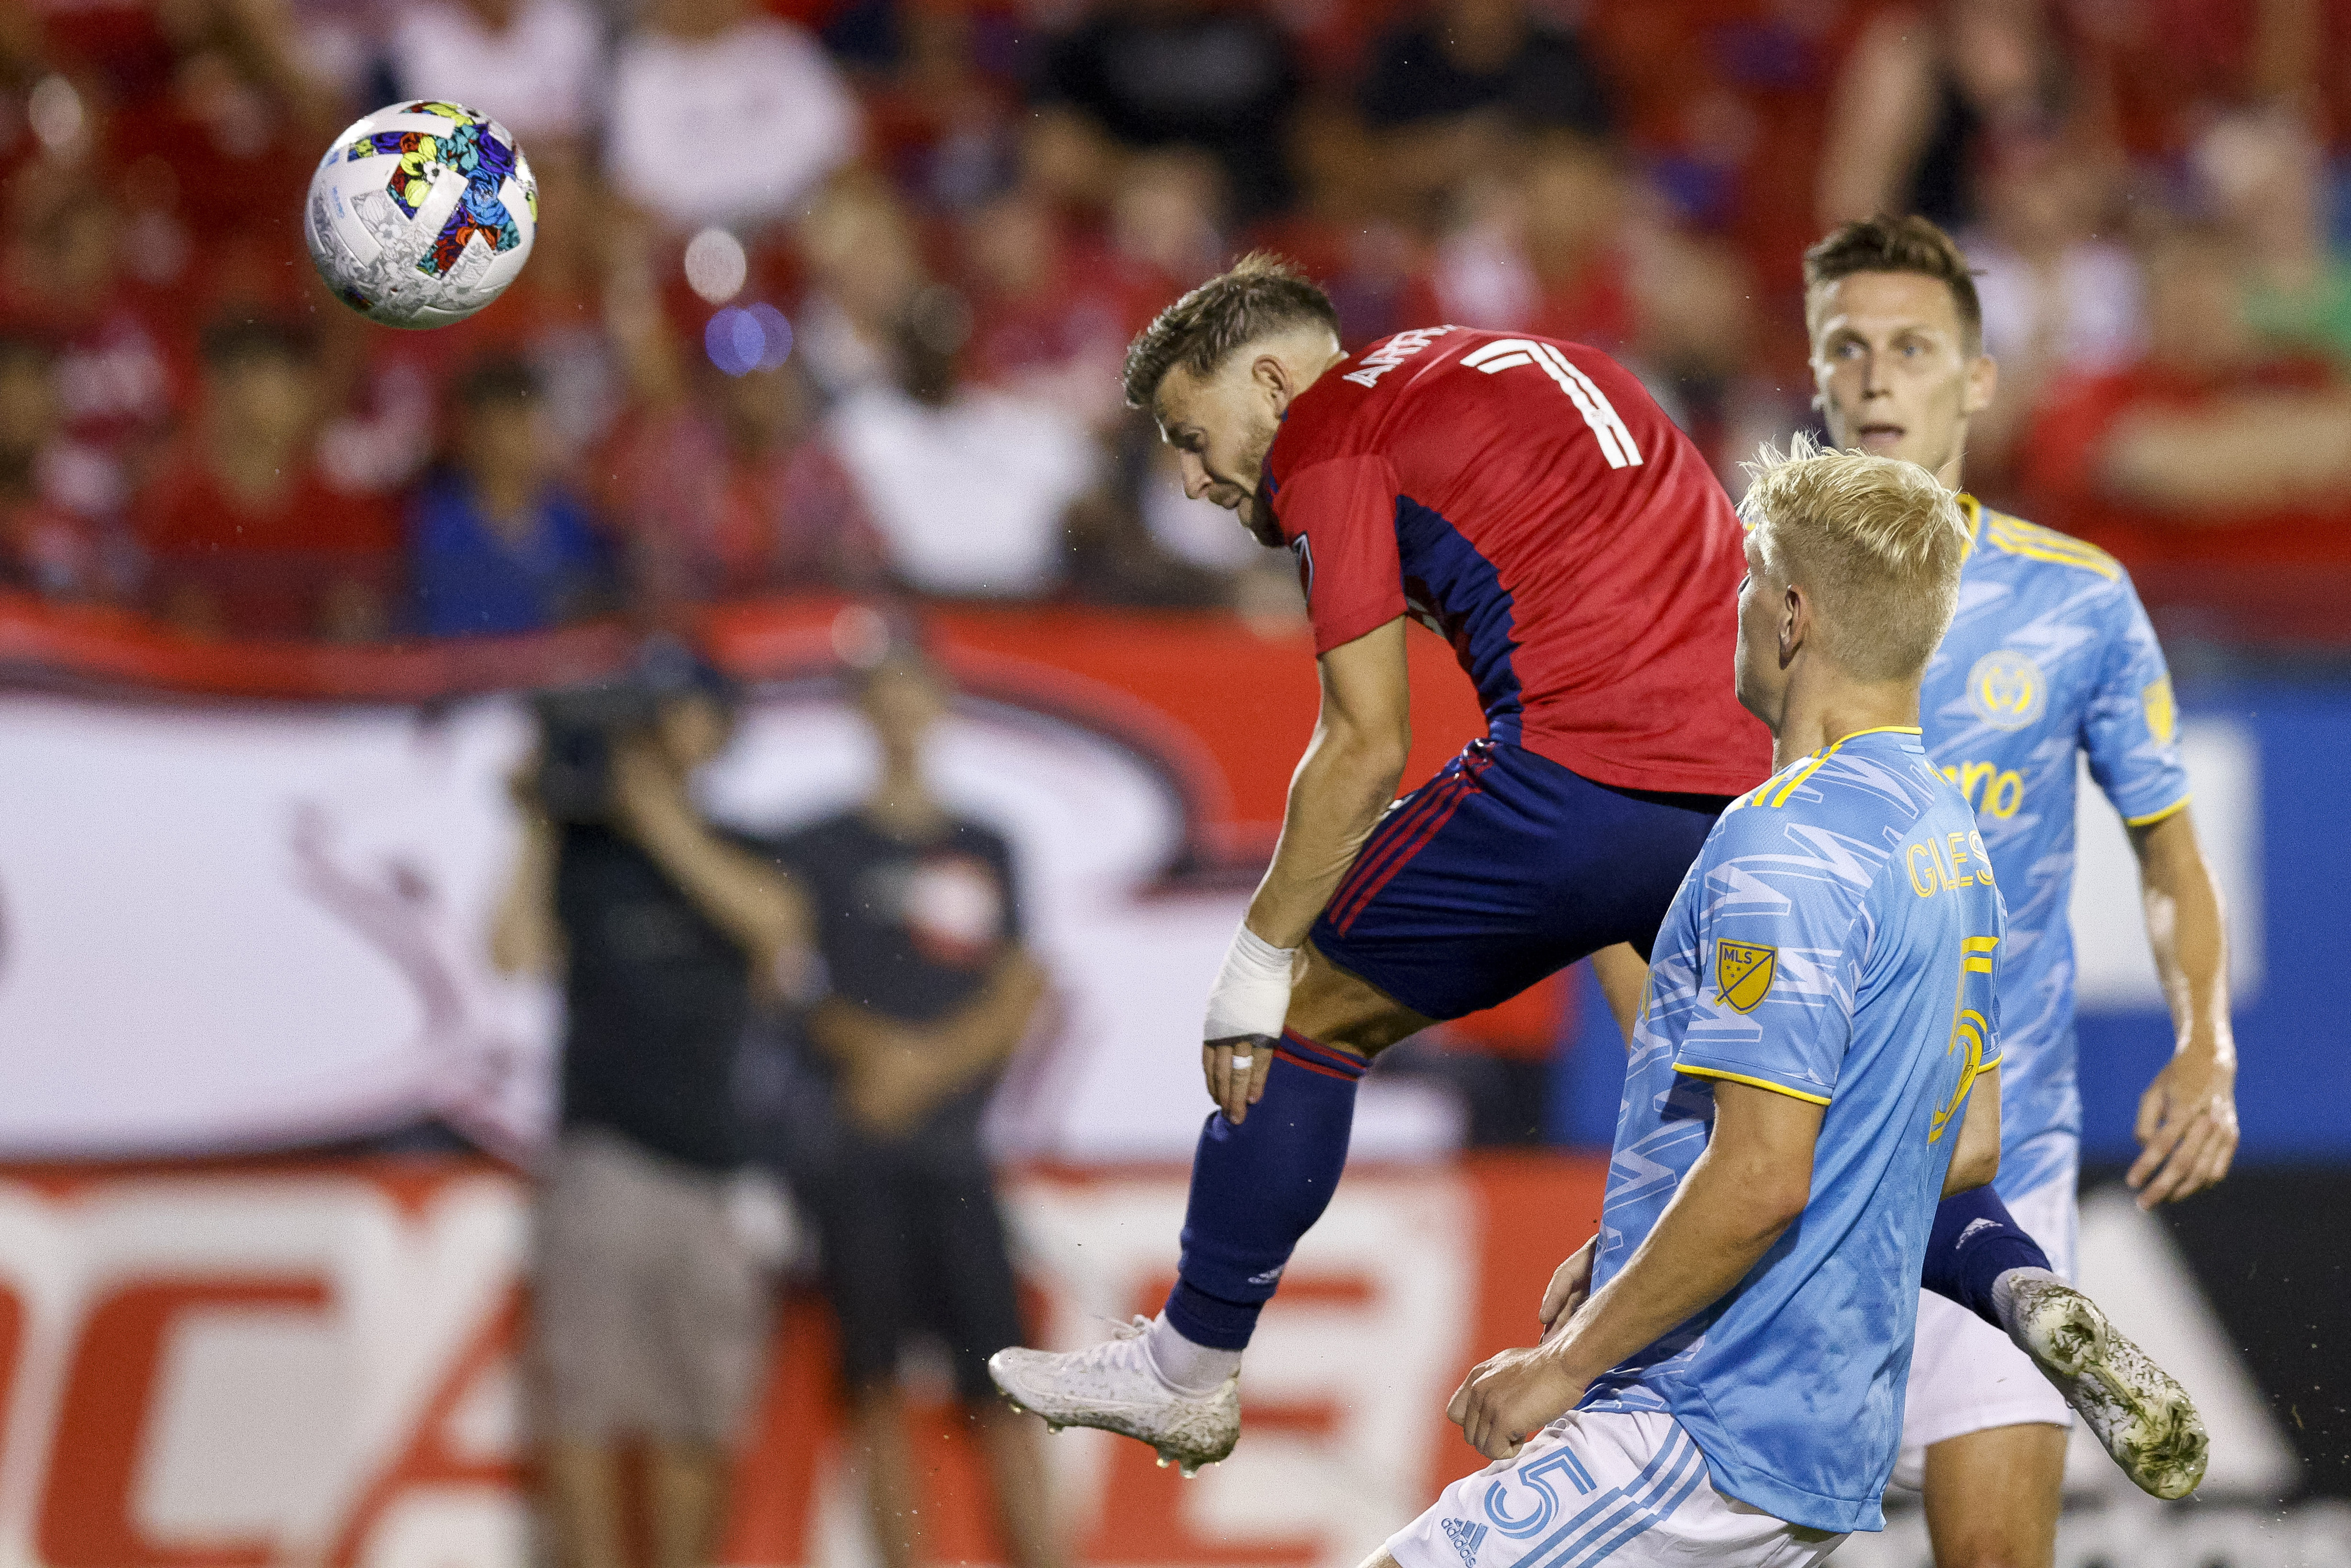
[1766,727,1922,807]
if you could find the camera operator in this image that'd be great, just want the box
[492,645,801,1568]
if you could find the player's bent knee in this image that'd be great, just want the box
[1288,943,1430,1057]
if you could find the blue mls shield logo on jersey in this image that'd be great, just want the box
[1440,1517,1488,1567]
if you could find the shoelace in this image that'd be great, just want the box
[1068,1314,1153,1360]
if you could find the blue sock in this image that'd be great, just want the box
[1164,1030,1364,1351]
[1922,1185,2055,1329]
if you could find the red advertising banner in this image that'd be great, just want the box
[0,1156,1603,1568]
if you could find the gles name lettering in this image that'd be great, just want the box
[1907,830,1996,898]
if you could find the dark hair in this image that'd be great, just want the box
[199,317,316,371]
[1120,251,1341,410]
[1803,215,1984,354]
[456,356,540,411]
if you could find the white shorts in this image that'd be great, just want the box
[1386,1408,1846,1568]
[1890,1159,2079,1489]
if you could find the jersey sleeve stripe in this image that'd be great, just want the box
[1674,1064,1834,1107]
[2123,794,2193,828]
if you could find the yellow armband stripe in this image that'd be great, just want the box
[1675,1064,1832,1107]
[2123,794,2192,828]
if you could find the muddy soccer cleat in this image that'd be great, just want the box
[2009,1275,2209,1499]
[987,1316,1242,1478]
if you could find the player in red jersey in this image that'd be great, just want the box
[988,255,1773,1472]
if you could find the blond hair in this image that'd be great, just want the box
[1740,437,1970,682]
[1121,251,1340,410]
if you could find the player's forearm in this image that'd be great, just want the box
[1943,1066,2003,1197]
[2133,811,2233,1064]
[490,812,562,976]
[930,949,1048,1080]
[2102,397,2351,515]
[626,804,806,972]
[1547,1132,1808,1387]
[1244,713,1409,946]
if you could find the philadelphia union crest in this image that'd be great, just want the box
[1966,649,2048,732]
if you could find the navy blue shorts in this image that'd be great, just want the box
[1309,739,1731,1021]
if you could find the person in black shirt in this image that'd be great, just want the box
[1356,0,1615,222]
[776,643,1057,1568]
[493,650,804,1568]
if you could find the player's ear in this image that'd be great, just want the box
[1962,351,1997,418]
[1252,350,1293,411]
[1779,583,1807,669]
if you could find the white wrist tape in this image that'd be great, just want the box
[1203,924,1297,1043]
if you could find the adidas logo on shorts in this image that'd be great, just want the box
[1440,1516,1488,1567]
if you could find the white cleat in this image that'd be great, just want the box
[2010,1276,2210,1500]
[987,1316,1241,1478]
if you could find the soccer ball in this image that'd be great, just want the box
[305,100,536,329]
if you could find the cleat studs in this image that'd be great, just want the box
[1156,1456,1170,1469]
[1180,1462,1201,1478]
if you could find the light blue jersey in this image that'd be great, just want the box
[1921,499,2191,1197]
[1580,728,2006,1535]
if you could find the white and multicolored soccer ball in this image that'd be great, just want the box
[304,100,536,329]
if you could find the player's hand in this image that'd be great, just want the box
[2128,1047,2239,1208]
[1204,1034,1277,1124]
[1448,1341,1585,1462]
[1538,1237,1599,1341]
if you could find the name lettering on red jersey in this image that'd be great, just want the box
[1341,326,1458,388]
[1460,338,1644,469]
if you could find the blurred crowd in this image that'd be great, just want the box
[0,0,2346,644]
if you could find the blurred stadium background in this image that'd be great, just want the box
[0,0,2347,1564]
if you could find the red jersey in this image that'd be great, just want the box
[1264,326,1770,797]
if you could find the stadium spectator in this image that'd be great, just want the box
[1359,0,1612,134]
[1817,0,2076,231]
[1108,146,1228,293]
[858,2,1020,214]
[492,643,801,1568]
[2020,227,2351,645]
[960,186,1147,428]
[607,0,858,235]
[1423,134,1635,352]
[409,358,610,637]
[774,640,1057,1568]
[1035,0,1298,220]
[387,0,604,148]
[2197,108,2351,372]
[0,173,181,511]
[138,319,399,641]
[829,288,1099,600]
[0,332,131,601]
[1356,0,1613,227]
[1960,131,2143,482]
[1246,100,1429,348]
[792,176,928,399]
[602,301,890,605]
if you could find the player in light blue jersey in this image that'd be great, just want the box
[1374,444,2008,1567]
[1805,215,2234,1563]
